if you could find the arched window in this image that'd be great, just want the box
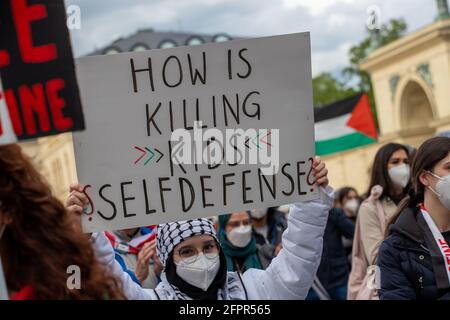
[103,47,121,55]
[186,36,204,46]
[213,34,232,43]
[158,39,177,49]
[131,43,150,52]
[400,81,434,130]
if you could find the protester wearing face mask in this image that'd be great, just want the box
[249,207,287,268]
[338,187,360,221]
[348,143,411,300]
[218,211,263,273]
[66,157,333,300]
[307,188,355,300]
[336,187,360,266]
[378,137,450,300]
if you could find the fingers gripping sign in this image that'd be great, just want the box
[66,183,95,221]
[82,185,95,220]
[312,156,329,188]
[306,156,329,192]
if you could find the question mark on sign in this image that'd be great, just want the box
[82,184,95,221]
[306,157,315,193]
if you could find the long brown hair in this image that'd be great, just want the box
[365,142,411,203]
[0,144,125,299]
[385,136,450,237]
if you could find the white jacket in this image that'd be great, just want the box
[91,186,333,300]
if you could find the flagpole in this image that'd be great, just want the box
[0,255,8,300]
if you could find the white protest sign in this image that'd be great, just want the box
[74,33,318,233]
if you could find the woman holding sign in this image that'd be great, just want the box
[378,137,450,300]
[67,157,333,300]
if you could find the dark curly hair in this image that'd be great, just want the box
[0,144,125,299]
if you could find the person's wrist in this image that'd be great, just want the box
[136,271,146,284]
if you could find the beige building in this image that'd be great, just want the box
[323,16,450,194]
[20,14,450,200]
[21,133,77,201]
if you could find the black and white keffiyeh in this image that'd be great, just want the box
[156,218,218,266]
[152,272,247,300]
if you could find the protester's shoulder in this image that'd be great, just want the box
[357,200,377,218]
[379,233,398,253]
[378,234,404,267]
[329,207,346,217]
[359,198,377,210]
[327,207,345,223]
[268,209,285,226]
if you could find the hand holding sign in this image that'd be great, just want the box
[311,157,329,188]
[66,183,89,215]
[74,33,317,232]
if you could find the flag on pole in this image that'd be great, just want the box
[314,93,378,156]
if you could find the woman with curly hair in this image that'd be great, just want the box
[0,144,124,300]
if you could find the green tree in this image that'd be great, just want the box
[312,72,357,108]
[343,18,407,123]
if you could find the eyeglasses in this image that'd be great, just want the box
[227,219,251,229]
[176,241,220,264]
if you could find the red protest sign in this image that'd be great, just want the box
[0,0,85,143]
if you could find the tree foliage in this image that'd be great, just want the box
[343,18,407,93]
[312,72,357,108]
[312,18,408,121]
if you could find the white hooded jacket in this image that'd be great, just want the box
[91,186,333,300]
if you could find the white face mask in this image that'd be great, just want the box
[388,164,410,188]
[427,172,450,210]
[175,252,220,291]
[227,225,252,248]
[344,198,359,215]
[250,209,266,220]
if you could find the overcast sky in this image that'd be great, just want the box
[64,0,437,76]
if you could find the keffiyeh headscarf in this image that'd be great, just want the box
[156,218,218,266]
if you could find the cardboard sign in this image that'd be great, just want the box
[74,33,318,233]
[0,0,85,143]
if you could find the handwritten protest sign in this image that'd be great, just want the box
[74,33,317,233]
[0,0,85,144]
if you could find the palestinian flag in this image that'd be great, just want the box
[314,93,378,156]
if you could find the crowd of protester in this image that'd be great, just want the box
[0,136,449,300]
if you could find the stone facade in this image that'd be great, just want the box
[325,19,450,193]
